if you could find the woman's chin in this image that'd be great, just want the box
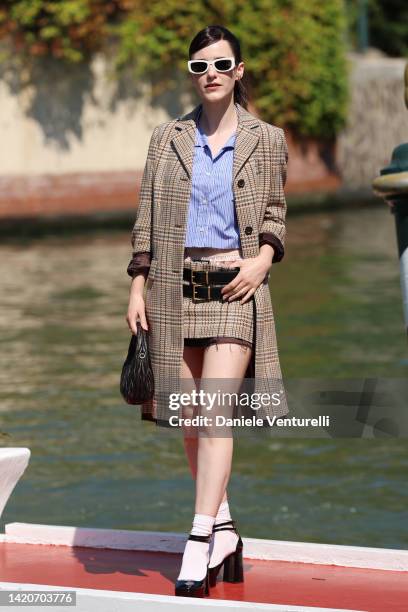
[201,90,228,102]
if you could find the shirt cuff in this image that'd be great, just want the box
[126,251,151,278]
[259,233,284,263]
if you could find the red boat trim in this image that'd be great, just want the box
[2,523,408,572]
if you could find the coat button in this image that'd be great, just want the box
[237,178,245,188]
[244,226,253,235]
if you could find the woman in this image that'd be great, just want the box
[126,25,289,597]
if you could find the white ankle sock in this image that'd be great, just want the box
[215,499,231,524]
[177,513,216,581]
[209,500,239,569]
[191,513,215,536]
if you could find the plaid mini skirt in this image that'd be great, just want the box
[182,247,254,350]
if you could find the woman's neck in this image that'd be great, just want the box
[198,99,238,136]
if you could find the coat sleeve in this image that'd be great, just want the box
[126,126,160,279]
[259,127,288,263]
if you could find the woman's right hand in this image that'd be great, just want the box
[126,280,149,334]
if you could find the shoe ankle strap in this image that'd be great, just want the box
[188,533,212,543]
[212,519,236,532]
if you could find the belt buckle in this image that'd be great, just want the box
[192,283,211,302]
[191,269,209,285]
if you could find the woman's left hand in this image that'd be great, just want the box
[221,255,271,304]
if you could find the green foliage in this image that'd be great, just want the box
[0,0,350,138]
[233,0,349,137]
[0,1,127,62]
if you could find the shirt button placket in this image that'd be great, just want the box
[197,147,207,241]
[203,157,212,239]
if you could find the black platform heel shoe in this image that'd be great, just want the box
[175,533,212,597]
[208,519,244,588]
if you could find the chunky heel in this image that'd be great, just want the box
[222,538,244,582]
[208,520,245,586]
[205,570,210,595]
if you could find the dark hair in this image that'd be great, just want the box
[188,25,249,109]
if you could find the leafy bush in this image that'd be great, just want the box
[0,0,129,62]
[0,0,349,138]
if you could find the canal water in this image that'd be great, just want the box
[1,204,407,549]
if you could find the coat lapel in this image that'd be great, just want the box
[171,102,260,181]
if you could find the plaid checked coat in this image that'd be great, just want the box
[128,102,289,424]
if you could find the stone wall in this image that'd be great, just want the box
[337,51,408,189]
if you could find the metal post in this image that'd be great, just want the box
[357,0,369,52]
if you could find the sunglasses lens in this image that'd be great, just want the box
[190,61,208,74]
[214,59,233,71]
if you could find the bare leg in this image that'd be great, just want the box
[195,343,252,516]
[177,345,210,584]
[180,345,204,477]
[177,342,251,583]
[180,343,252,505]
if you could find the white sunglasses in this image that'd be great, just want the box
[187,57,236,75]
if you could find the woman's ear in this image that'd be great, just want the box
[237,62,244,80]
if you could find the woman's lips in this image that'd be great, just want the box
[205,84,220,88]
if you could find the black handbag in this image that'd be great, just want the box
[120,321,155,404]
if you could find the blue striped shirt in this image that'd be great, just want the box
[184,105,240,248]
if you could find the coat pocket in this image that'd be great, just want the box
[147,258,158,285]
[147,258,159,281]
[145,258,158,306]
